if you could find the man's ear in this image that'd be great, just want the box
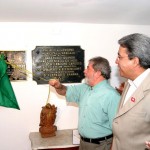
[133,57,140,67]
[96,70,101,77]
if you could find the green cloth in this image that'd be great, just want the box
[0,54,20,109]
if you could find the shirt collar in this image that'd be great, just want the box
[92,80,108,90]
[128,68,150,88]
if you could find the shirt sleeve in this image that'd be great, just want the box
[66,84,85,103]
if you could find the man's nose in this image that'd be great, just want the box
[115,58,119,64]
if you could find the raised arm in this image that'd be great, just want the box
[49,79,67,96]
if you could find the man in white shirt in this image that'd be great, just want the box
[112,33,150,150]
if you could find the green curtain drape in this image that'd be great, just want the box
[0,54,20,109]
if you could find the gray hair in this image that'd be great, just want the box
[118,33,150,69]
[89,56,111,79]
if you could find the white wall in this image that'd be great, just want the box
[0,22,150,150]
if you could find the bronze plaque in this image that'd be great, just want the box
[32,46,84,84]
[0,51,26,80]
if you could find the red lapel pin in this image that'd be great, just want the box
[131,97,135,102]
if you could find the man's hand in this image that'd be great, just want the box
[145,141,150,149]
[49,79,61,89]
[49,79,66,96]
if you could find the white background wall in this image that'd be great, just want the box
[0,22,150,150]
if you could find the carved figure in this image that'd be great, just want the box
[39,103,57,138]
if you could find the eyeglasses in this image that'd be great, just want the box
[117,55,129,60]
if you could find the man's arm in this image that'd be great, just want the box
[49,79,67,96]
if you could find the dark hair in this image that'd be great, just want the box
[89,56,111,79]
[118,33,150,69]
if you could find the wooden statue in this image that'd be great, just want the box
[39,103,57,138]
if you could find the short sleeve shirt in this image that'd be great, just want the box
[66,80,120,138]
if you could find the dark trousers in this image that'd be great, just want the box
[79,137,112,150]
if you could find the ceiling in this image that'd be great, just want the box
[0,0,150,25]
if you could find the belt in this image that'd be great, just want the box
[81,134,113,144]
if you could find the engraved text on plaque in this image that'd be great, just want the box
[32,46,84,84]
